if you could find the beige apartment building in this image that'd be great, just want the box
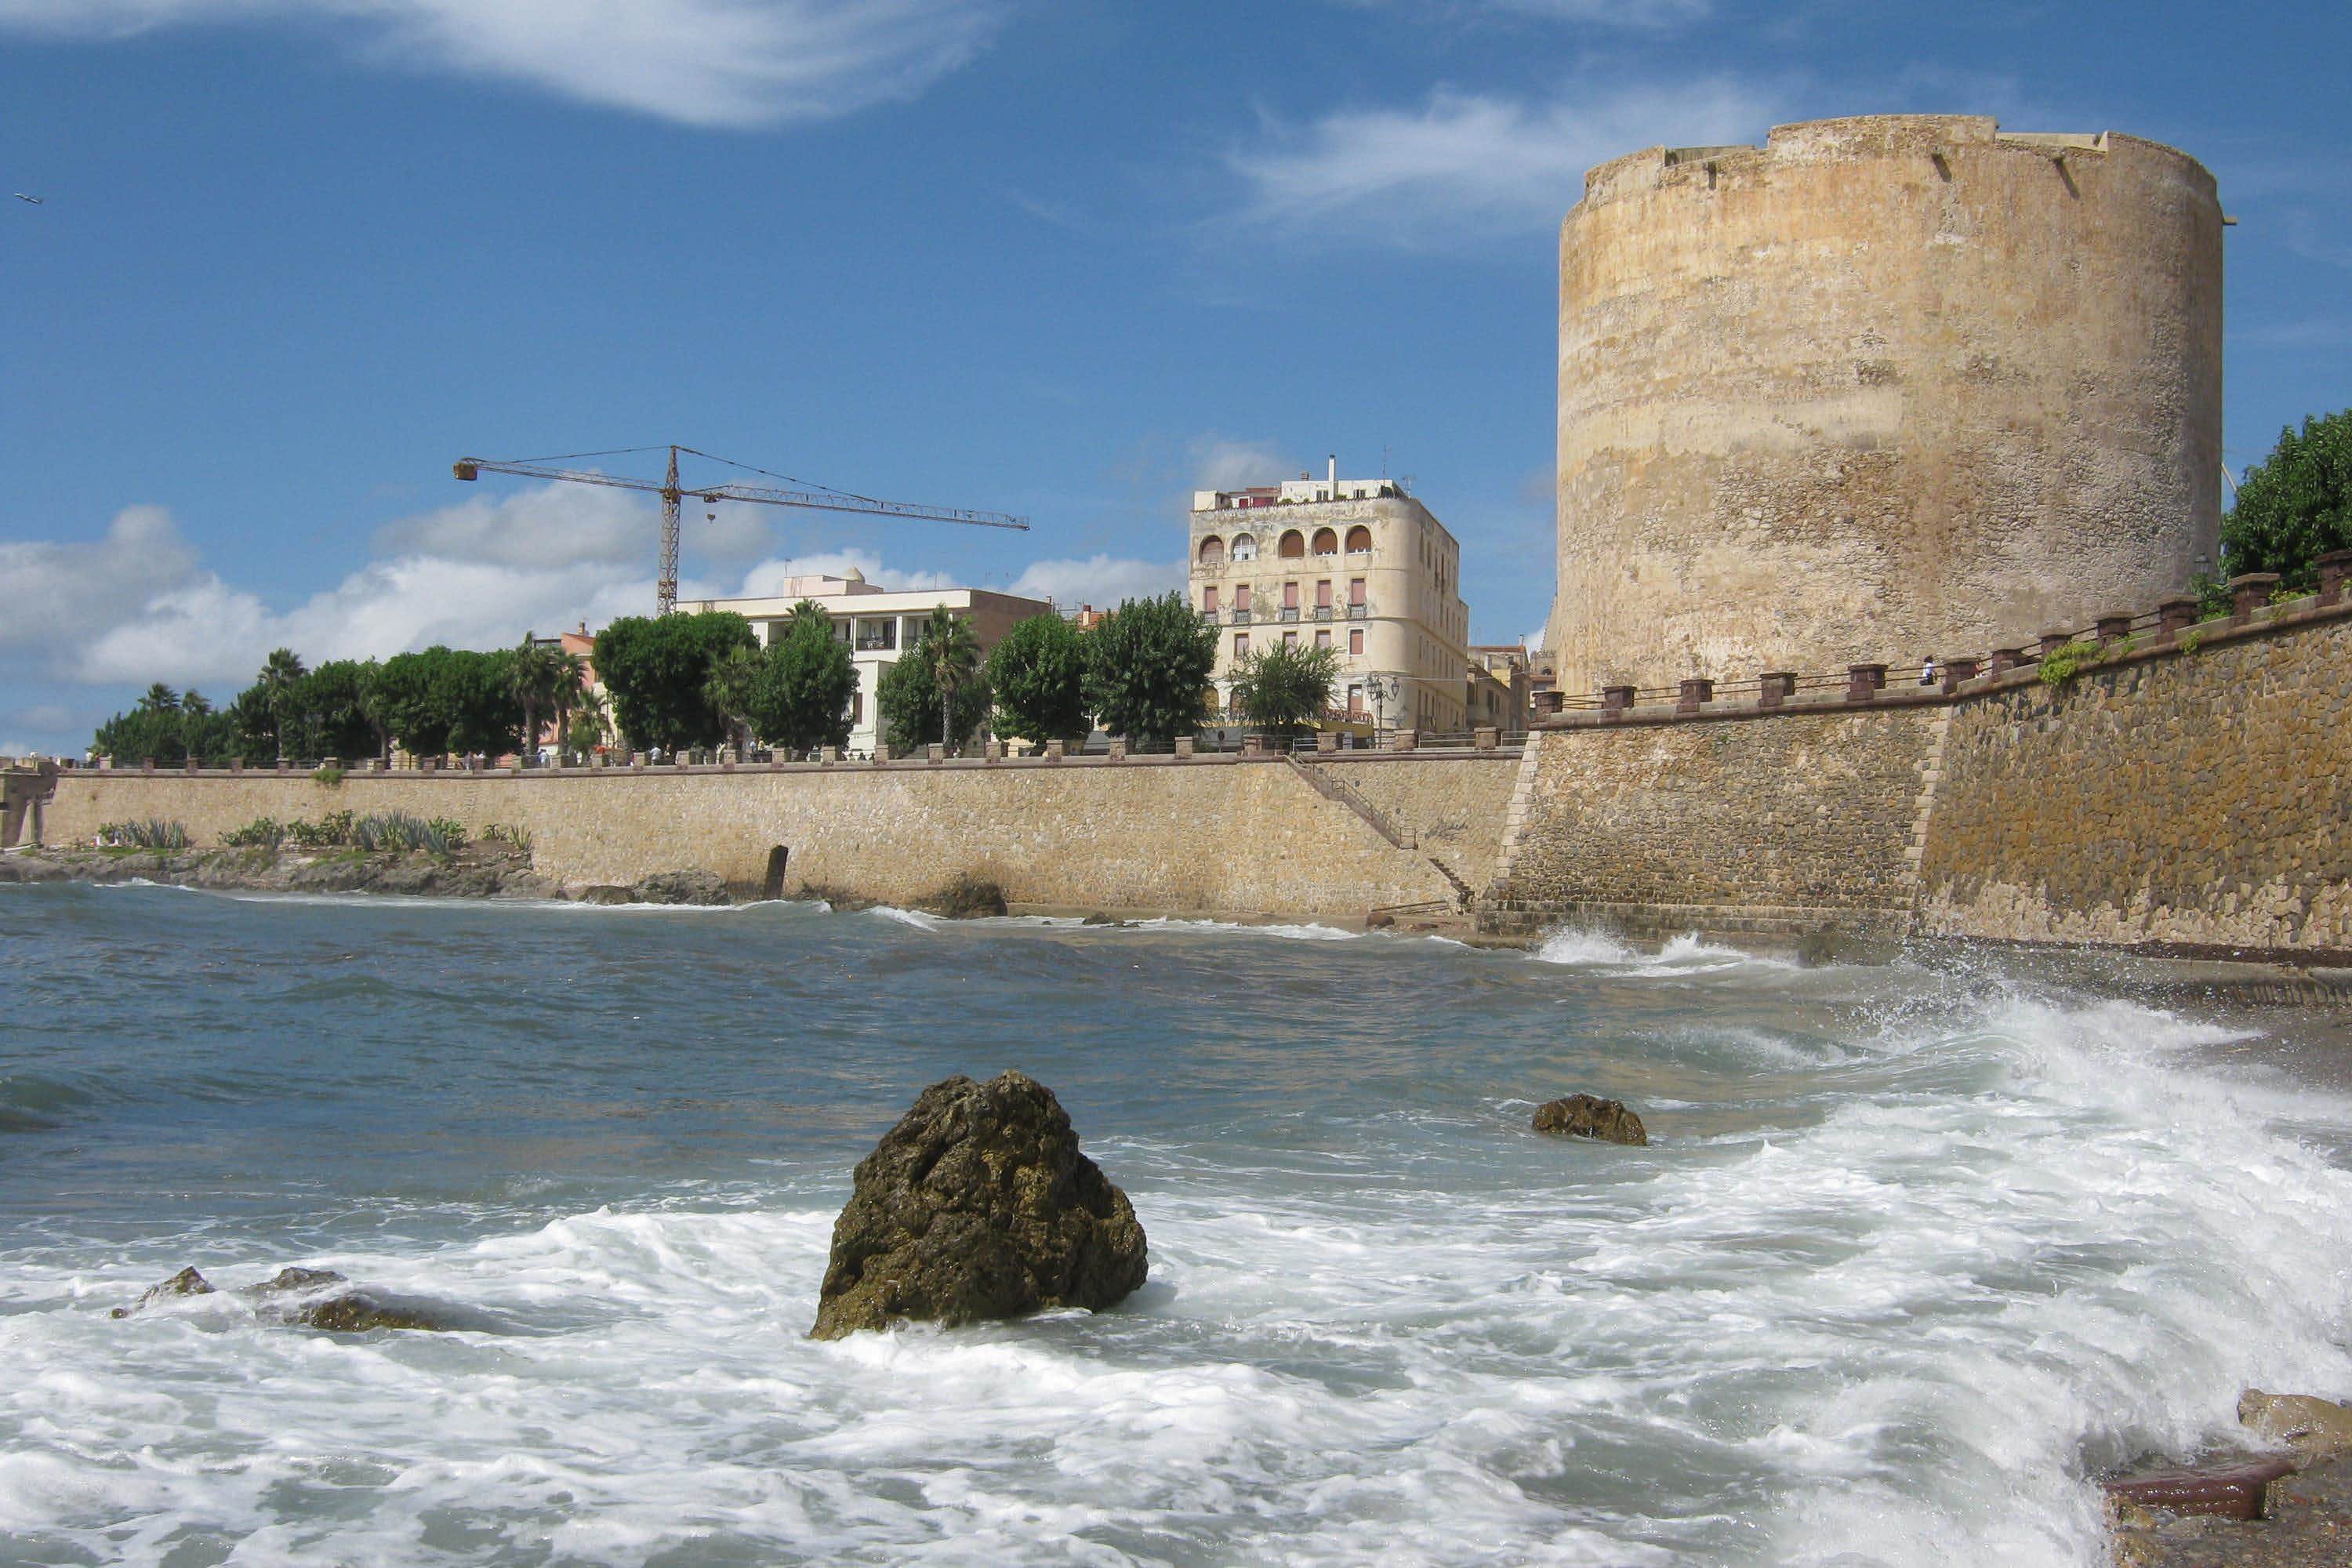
[695,570,1049,754]
[1189,464,1473,735]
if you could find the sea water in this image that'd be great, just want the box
[3,884,2350,1566]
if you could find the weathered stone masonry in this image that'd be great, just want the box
[1487,583,2352,957]
[27,751,1519,924]
[16,592,2350,954]
[1917,612,2352,952]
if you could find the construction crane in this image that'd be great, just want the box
[452,443,1028,615]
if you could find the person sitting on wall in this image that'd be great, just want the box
[1920,658,1936,687]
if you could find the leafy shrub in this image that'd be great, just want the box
[220,818,288,848]
[310,764,346,786]
[285,811,355,848]
[480,823,533,851]
[96,819,189,850]
[2037,642,2096,688]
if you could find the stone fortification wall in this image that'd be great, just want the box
[1301,753,1523,890]
[1550,114,2223,695]
[1483,707,1941,941]
[1487,578,2352,957]
[1917,612,2352,953]
[35,753,1495,921]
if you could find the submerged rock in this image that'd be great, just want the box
[811,1070,1147,1340]
[630,869,731,906]
[111,1263,455,1331]
[917,874,1008,920]
[1532,1094,1649,1146]
[110,1265,215,1318]
[2241,1389,2352,1461]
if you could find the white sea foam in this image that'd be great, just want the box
[6,954,2351,1565]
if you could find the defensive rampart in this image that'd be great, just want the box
[18,575,2351,956]
[27,750,1519,923]
[1490,564,2352,959]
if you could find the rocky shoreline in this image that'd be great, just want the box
[2107,1392,2352,1566]
[0,844,735,905]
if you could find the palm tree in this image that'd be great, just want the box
[355,659,394,766]
[702,643,762,755]
[256,648,307,760]
[180,691,212,717]
[918,606,980,750]
[548,651,589,757]
[506,637,571,764]
[140,683,180,713]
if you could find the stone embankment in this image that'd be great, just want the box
[12,568,2352,956]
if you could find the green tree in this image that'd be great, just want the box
[745,602,855,753]
[546,651,590,756]
[914,606,982,748]
[2221,409,2352,593]
[270,660,377,761]
[372,646,521,758]
[877,650,991,753]
[140,683,180,714]
[702,643,764,753]
[986,612,1091,746]
[1084,592,1217,746]
[506,637,575,762]
[593,612,757,753]
[1229,641,1340,741]
[256,647,308,760]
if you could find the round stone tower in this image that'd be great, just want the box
[1547,114,2223,694]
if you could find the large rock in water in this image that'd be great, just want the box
[811,1071,1147,1339]
[1532,1094,1649,1145]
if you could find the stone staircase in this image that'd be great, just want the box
[1283,755,1476,911]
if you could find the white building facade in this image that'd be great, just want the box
[694,571,1050,754]
[1189,468,1474,736]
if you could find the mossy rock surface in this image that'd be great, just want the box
[811,1071,1147,1339]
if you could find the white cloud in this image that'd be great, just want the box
[1225,78,1780,246]
[0,506,199,651]
[1007,555,1181,608]
[374,481,772,567]
[731,549,958,597]
[1189,437,1298,493]
[0,0,1008,129]
[74,554,657,688]
[1342,0,1708,26]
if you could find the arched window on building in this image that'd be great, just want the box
[1277,529,1306,559]
[1231,533,1257,562]
[1345,524,1372,553]
[1311,527,1338,556]
[1198,535,1225,565]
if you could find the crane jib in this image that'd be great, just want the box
[451,448,1028,614]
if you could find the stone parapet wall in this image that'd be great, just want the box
[1299,753,1523,889]
[1483,710,1939,938]
[34,752,1497,921]
[1916,612,2352,953]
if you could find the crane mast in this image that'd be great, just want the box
[452,442,1028,616]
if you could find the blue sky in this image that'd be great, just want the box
[2,0,2346,756]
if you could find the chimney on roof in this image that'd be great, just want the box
[1327,453,1338,499]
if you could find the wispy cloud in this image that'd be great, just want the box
[1223,77,1782,248]
[1007,554,1181,608]
[0,487,1171,754]
[0,0,1010,128]
[1338,0,1709,27]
